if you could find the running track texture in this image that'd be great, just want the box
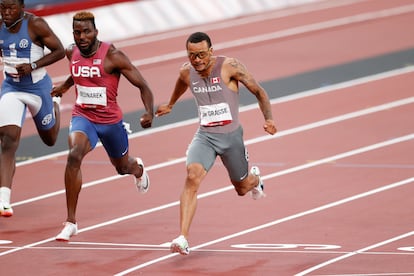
[1,0,414,275]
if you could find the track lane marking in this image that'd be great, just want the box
[115,173,414,275]
[295,230,414,276]
[1,133,413,260]
[10,67,414,207]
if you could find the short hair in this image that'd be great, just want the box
[73,11,96,29]
[186,32,212,49]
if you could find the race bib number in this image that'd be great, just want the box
[199,102,232,126]
[76,84,107,108]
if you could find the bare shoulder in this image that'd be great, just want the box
[66,43,75,59]
[222,56,250,82]
[179,61,191,76]
[223,56,247,71]
[179,61,191,83]
[180,61,191,71]
[106,43,129,63]
[27,12,50,30]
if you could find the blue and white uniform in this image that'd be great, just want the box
[0,16,56,130]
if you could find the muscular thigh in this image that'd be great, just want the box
[219,126,249,182]
[186,130,217,172]
[0,93,26,127]
[96,120,129,158]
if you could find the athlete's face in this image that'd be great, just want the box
[187,40,212,72]
[72,20,98,56]
[0,0,24,28]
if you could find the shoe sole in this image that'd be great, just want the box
[170,243,189,255]
[55,237,70,242]
[0,210,13,217]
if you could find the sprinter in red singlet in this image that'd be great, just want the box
[156,32,277,255]
[52,11,154,241]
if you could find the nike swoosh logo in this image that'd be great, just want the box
[72,60,81,64]
[192,81,199,85]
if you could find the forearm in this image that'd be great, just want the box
[34,49,65,68]
[140,88,154,115]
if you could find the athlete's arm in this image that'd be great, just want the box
[156,63,190,116]
[106,45,154,128]
[28,14,65,68]
[226,57,277,135]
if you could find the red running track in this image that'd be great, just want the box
[1,0,414,275]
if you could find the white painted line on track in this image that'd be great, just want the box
[16,65,414,166]
[115,174,414,275]
[11,66,414,208]
[2,135,413,261]
[295,230,414,275]
[49,3,414,83]
[10,95,414,207]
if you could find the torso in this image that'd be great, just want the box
[0,15,48,88]
[189,56,240,133]
[70,42,122,124]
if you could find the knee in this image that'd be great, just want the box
[185,164,205,189]
[43,138,56,147]
[67,148,84,168]
[235,186,249,196]
[232,180,250,196]
[1,135,19,151]
[186,164,202,181]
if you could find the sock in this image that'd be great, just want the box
[52,96,61,105]
[0,187,11,206]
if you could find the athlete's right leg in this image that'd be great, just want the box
[180,162,207,237]
[0,93,26,216]
[64,131,93,224]
[57,117,96,241]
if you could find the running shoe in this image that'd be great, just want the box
[0,202,13,217]
[250,166,266,200]
[135,158,150,193]
[55,222,78,241]
[170,235,190,255]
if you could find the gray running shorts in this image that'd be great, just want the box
[186,126,249,182]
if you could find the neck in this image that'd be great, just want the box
[80,41,101,58]
[6,12,25,31]
[198,57,215,78]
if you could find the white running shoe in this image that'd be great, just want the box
[135,158,150,193]
[170,235,190,255]
[250,166,266,200]
[56,222,78,241]
[0,201,13,217]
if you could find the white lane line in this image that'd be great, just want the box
[295,230,414,276]
[17,65,414,168]
[1,132,412,258]
[2,133,413,259]
[10,67,414,208]
[48,4,414,82]
[115,0,367,47]
[115,173,414,275]
[131,4,414,67]
[11,94,414,207]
